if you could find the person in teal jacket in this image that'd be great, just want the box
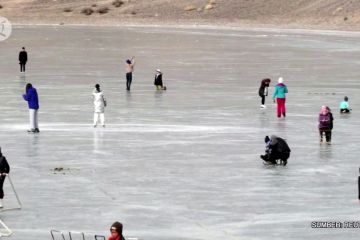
[340,96,351,113]
[272,77,288,118]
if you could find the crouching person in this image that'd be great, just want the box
[109,222,125,240]
[154,69,166,90]
[260,135,291,166]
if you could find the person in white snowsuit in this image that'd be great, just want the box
[93,84,106,127]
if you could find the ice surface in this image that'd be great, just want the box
[0,25,359,240]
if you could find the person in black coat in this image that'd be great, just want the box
[261,135,291,165]
[258,78,271,108]
[0,148,10,208]
[19,47,28,73]
[154,69,166,90]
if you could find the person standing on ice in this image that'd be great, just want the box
[318,106,334,144]
[125,57,135,91]
[93,84,106,128]
[18,47,28,73]
[154,69,166,90]
[109,221,125,240]
[22,83,40,133]
[272,77,288,118]
[0,148,10,208]
[258,78,271,108]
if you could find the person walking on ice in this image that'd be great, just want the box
[18,47,28,73]
[125,57,135,91]
[318,106,334,144]
[258,78,271,108]
[93,84,106,128]
[22,83,40,133]
[273,77,288,118]
[0,148,10,208]
[154,69,166,90]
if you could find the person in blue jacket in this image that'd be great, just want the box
[22,83,40,133]
[272,77,288,118]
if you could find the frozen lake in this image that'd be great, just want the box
[0,25,359,240]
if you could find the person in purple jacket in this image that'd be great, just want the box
[22,83,40,133]
[318,106,334,144]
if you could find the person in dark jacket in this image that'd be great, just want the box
[19,47,28,73]
[22,83,40,133]
[260,135,291,165]
[154,69,166,90]
[318,106,334,144]
[258,78,271,108]
[0,148,10,208]
[109,221,125,240]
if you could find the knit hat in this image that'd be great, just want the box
[278,77,283,84]
[156,69,161,73]
[110,222,123,235]
[264,136,270,143]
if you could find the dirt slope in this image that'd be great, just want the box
[0,0,359,30]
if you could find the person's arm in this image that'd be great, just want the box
[272,86,278,100]
[23,91,30,101]
[131,57,135,66]
[284,85,288,93]
[18,52,21,62]
[25,52,28,62]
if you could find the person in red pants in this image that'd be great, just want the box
[272,77,288,118]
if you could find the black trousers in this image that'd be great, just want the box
[340,109,350,113]
[261,95,265,105]
[20,63,26,72]
[319,130,332,142]
[0,175,6,199]
[126,72,132,90]
[262,152,290,165]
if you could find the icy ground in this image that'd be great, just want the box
[0,25,359,240]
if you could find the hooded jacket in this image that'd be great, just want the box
[23,87,39,110]
[318,112,333,130]
[154,73,163,86]
[270,135,291,154]
[273,83,288,99]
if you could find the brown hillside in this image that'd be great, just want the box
[0,0,359,30]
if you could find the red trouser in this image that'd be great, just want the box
[276,98,286,117]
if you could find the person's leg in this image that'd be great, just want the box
[129,73,132,91]
[34,109,39,132]
[100,113,105,126]
[280,152,290,165]
[325,130,331,143]
[126,73,130,90]
[0,175,5,207]
[20,64,23,72]
[319,130,323,142]
[29,109,35,131]
[276,98,281,117]
[261,96,265,105]
[93,113,98,127]
[282,98,286,117]
[23,63,26,72]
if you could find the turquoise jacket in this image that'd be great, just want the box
[273,83,288,99]
[340,101,349,109]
